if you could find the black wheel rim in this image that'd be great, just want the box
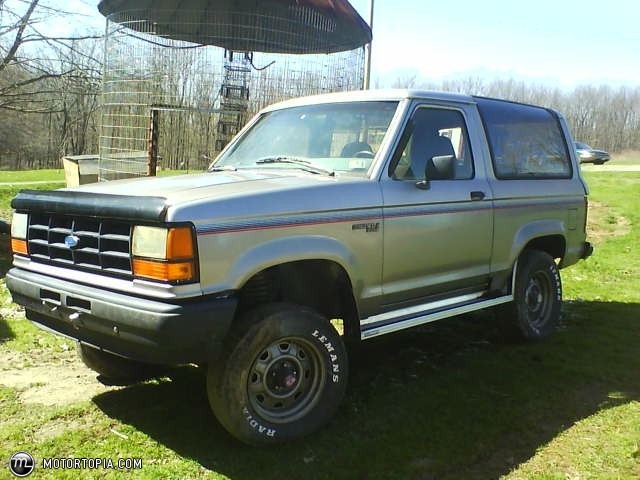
[524,270,552,328]
[247,337,325,424]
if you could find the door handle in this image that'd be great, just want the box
[470,191,485,201]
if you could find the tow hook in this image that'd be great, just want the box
[68,311,82,330]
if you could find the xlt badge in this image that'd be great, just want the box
[351,222,380,233]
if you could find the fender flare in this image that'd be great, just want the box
[226,235,362,294]
[509,219,566,266]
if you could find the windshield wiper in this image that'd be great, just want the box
[255,156,335,176]
[208,165,237,172]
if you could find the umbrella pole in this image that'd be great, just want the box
[363,0,374,90]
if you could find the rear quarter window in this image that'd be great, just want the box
[475,97,572,179]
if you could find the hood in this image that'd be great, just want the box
[58,169,376,223]
[70,169,337,203]
[13,169,378,224]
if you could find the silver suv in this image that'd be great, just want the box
[7,90,593,445]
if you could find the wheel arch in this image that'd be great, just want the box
[493,232,566,295]
[510,221,567,264]
[522,235,566,260]
[235,258,360,343]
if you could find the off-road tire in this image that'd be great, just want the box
[207,303,348,445]
[502,250,562,340]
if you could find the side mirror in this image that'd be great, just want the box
[414,154,455,189]
[426,154,455,180]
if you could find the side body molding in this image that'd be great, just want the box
[204,235,365,299]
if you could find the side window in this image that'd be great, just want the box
[476,98,572,179]
[389,107,474,181]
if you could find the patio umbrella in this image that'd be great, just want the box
[98,0,372,54]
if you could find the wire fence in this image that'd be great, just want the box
[99,10,366,180]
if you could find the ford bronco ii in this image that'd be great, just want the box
[7,90,593,444]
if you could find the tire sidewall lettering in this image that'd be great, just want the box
[312,328,343,383]
[242,406,277,438]
[548,263,562,301]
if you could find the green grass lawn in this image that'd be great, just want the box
[0,171,638,479]
[0,169,66,183]
[0,169,201,220]
[0,183,63,222]
[0,168,201,184]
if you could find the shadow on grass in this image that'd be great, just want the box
[93,301,640,480]
[1,242,15,343]
[0,315,14,342]
[0,234,11,278]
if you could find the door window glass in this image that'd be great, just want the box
[389,108,474,181]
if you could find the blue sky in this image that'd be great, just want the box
[38,0,640,88]
[352,0,640,88]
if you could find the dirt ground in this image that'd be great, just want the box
[586,200,631,243]
[0,352,116,406]
[0,310,119,406]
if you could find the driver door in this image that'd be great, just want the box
[380,104,494,308]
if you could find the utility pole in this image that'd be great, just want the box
[363,0,374,90]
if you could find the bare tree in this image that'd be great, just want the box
[391,74,418,89]
[0,0,103,167]
[49,37,102,157]
[1,1,101,108]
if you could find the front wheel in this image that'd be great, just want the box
[503,250,562,340]
[207,303,348,445]
[77,343,167,385]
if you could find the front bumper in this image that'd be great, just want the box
[7,267,237,365]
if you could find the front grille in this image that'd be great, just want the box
[27,213,133,277]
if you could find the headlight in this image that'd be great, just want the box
[132,226,168,258]
[132,225,197,283]
[10,213,28,255]
[11,213,28,238]
[579,151,593,158]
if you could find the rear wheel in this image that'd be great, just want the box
[77,342,166,385]
[502,250,562,340]
[207,303,347,445]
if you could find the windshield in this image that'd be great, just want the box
[213,101,399,176]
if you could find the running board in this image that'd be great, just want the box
[360,294,513,340]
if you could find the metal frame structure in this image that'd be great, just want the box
[98,3,370,180]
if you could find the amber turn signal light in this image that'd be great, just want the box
[10,238,28,255]
[166,227,194,259]
[132,258,195,283]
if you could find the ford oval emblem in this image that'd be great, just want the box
[64,235,80,248]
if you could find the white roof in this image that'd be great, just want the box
[262,89,476,112]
